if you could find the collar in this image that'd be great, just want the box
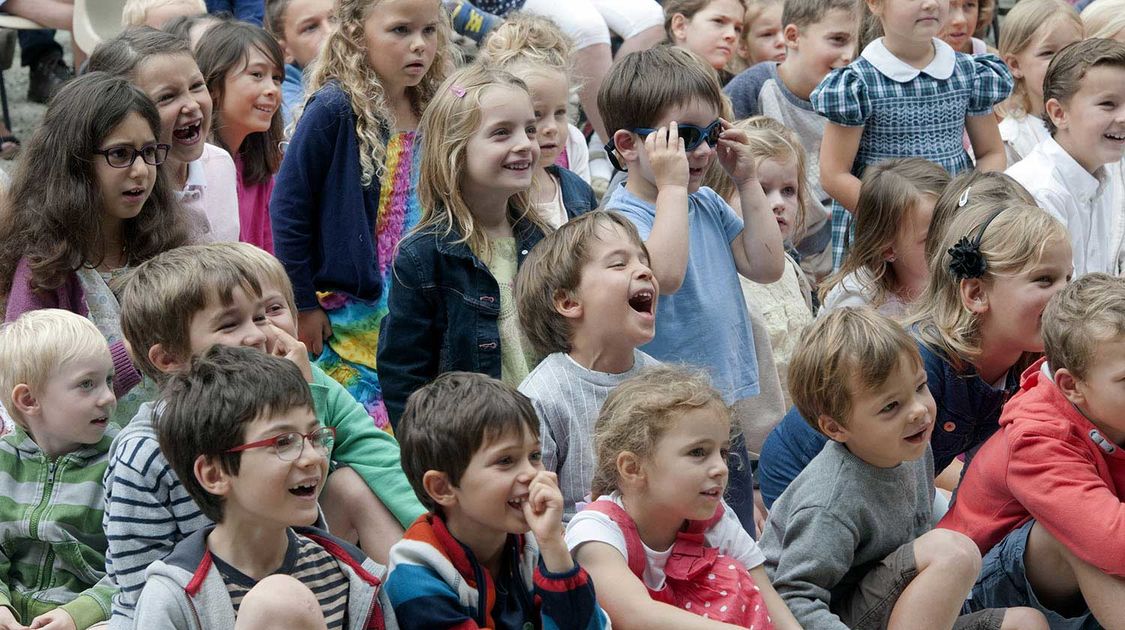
[1038,136,1108,197]
[861,38,956,82]
[174,155,209,202]
[4,424,115,461]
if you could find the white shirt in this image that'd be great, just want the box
[564,123,591,183]
[1007,136,1124,276]
[820,268,909,319]
[174,143,240,243]
[999,113,1049,166]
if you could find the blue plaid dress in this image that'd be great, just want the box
[811,38,1013,271]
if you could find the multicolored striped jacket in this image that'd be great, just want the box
[385,513,610,630]
[0,426,116,629]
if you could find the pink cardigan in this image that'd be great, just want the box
[5,257,141,397]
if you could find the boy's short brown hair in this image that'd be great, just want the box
[788,307,922,433]
[1042,273,1125,380]
[598,45,725,139]
[1043,38,1125,135]
[781,0,859,31]
[515,212,649,356]
[397,372,539,513]
[118,243,264,382]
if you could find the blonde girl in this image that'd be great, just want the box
[925,169,1035,262]
[813,0,1012,272]
[820,158,949,317]
[377,64,551,428]
[480,13,599,225]
[270,0,452,431]
[664,0,748,81]
[997,0,1083,163]
[1081,0,1125,43]
[566,365,800,630]
[730,0,785,73]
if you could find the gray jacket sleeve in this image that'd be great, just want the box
[767,506,859,630]
[133,575,196,630]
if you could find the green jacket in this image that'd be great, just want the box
[0,426,117,629]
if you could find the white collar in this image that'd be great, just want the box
[1039,136,1107,198]
[861,38,956,83]
[184,156,207,189]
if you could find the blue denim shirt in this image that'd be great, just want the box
[377,215,546,428]
[758,338,1021,508]
[548,165,597,219]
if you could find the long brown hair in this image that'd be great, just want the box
[0,72,192,297]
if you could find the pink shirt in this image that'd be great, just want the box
[233,152,275,253]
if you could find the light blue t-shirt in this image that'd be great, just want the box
[607,183,759,403]
[281,63,305,129]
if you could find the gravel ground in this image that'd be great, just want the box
[0,30,75,175]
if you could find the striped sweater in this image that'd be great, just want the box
[385,513,610,630]
[0,426,117,629]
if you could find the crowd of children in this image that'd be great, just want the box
[0,0,1121,627]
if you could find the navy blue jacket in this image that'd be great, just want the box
[270,82,384,311]
[757,339,1022,508]
[377,215,546,428]
[549,165,598,219]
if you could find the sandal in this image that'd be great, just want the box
[0,135,20,160]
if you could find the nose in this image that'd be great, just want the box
[766,189,786,214]
[410,30,427,52]
[128,152,150,179]
[722,25,737,42]
[241,322,268,348]
[296,436,327,468]
[98,384,116,409]
[841,45,856,64]
[710,451,729,479]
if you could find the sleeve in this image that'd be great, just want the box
[534,560,610,630]
[565,125,591,184]
[702,188,745,243]
[310,369,425,527]
[810,66,872,127]
[767,507,859,630]
[132,575,193,630]
[564,510,629,560]
[723,63,771,120]
[0,543,14,618]
[59,584,113,630]
[713,502,766,570]
[383,562,482,630]
[607,204,654,241]
[375,241,442,430]
[269,88,345,311]
[967,54,1014,117]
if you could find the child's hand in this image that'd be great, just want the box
[521,471,575,573]
[298,308,332,357]
[716,118,759,187]
[0,606,22,630]
[646,123,689,191]
[266,321,314,383]
[26,609,75,630]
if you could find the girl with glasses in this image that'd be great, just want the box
[0,72,193,425]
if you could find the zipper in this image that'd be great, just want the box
[29,458,60,599]
[187,593,202,629]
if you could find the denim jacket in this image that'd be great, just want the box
[548,165,597,219]
[377,215,546,428]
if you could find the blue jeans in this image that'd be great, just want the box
[204,0,263,25]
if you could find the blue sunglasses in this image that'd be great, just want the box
[604,120,722,171]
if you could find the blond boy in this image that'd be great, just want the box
[122,0,205,28]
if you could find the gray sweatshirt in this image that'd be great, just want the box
[759,440,935,629]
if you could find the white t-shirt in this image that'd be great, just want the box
[820,268,908,319]
[565,491,766,591]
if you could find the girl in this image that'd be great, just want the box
[566,366,800,630]
[939,0,986,54]
[270,0,451,431]
[480,15,598,226]
[1081,0,1125,42]
[377,64,550,428]
[89,27,241,244]
[997,0,1083,164]
[820,158,949,317]
[730,0,785,73]
[813,0,1012,271]
[0,73,193,425]
[664,0,747,81]
[925,169,1035,262]
[197,20,285,253]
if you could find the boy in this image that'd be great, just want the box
[385,372,608,630]
[265,0,333,127]
[515,211,660,521]
[134,345,395,629]
[761,308,1039,629]
[723,0,859,280]
[0,310,117,630]
[104,243,420,628]
[1007,38,1125,277]
[941,273,1125,628]
[122,0,206,28]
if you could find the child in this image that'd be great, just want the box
[819,157,949,317]
[515,212,661,520]
[940,0,986,55]
[264,0,334,127]
[197,20,285,253]
[761,308,1044,630]
[1081,0,1125,41]
[664,0,747,80]
[122,0,206,28]
[104,243,421,627]
[89,27,241,244]
[925,169,1036,262]
[757,200,1073,507]
[733,0,786,72]
[0,72,193,426]
[997,0,1083,164]
[479,15,599,226]
[941,273,1125,628]
[386,371,607,629]
[271,0,451,431]
[566,366,801,629]
[975,0,996,43]
[377,64,550,425]
[134,345,396,629]
[163,12,227,48]
[813,0,1012,271]
[724,0,858,282]
[1007,38,1125,277]
[0,310,117,630]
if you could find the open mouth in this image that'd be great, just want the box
[405,61,427,72]
[689,166,705,178]
[123,187,147,202]
[628,288,655,315]
[91,416,108,427]
[540,143,558,151]
[903,424,930,444]
[506,496,527,510]
[503,161,532,172]
[173,121,202,143]
[253,104,275,115]
[1105,132,1125,143]
[700,487,722,499]
[289,481,318,498]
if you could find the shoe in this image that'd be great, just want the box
[27,50,73,105]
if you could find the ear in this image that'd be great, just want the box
[1054,367,1086,408]
[422,470,458,508]
[865,0,883,17]
[195,454,233,497]
[10,384,38,416]
[615,451,644,488]
[1002,53,1023,79]
[882,245,897,263]
[277,38,296,66]
[783,23,801,49]
[669,13,690,44]
[1044,97,1068,132]
[817,415,850,442]
[553,289,583,321]
[613,129,641,165]
[149,343,188,375]
[959,278,990,315]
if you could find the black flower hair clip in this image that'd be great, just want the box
[947,209,1006,280]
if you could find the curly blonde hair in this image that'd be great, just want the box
[479,11,575,75]
[304,0,455,186]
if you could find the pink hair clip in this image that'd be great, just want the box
[450,85,467,98]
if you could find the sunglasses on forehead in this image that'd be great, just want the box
[604,119,723,172]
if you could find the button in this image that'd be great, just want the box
[521,249,528,255]
[478,342,497,350]
[479,295,495,303]
[943,422,956,432]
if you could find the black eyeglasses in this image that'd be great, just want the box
[93,143,171,168]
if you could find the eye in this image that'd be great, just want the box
[302,23,319,34]
[719,447,730,460]
[106,375,115,388]
[79,379,95,390]
[250,70,264,79]
[266,302,286,314]
[554,108,568,118]
[157,93,175,104]
[491,127,510,138]
[782,186,797,197]
[688,447,707,457]
[105,147,132,162]
[610,259,626,268]
[495,456,513,466]
[526,125,537,137]
[879,400,899,414]
[392,25,408,34]
[916,381,928,393]
[273,433,298,451]
[423,25,438,35]
[529,450,543,463]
